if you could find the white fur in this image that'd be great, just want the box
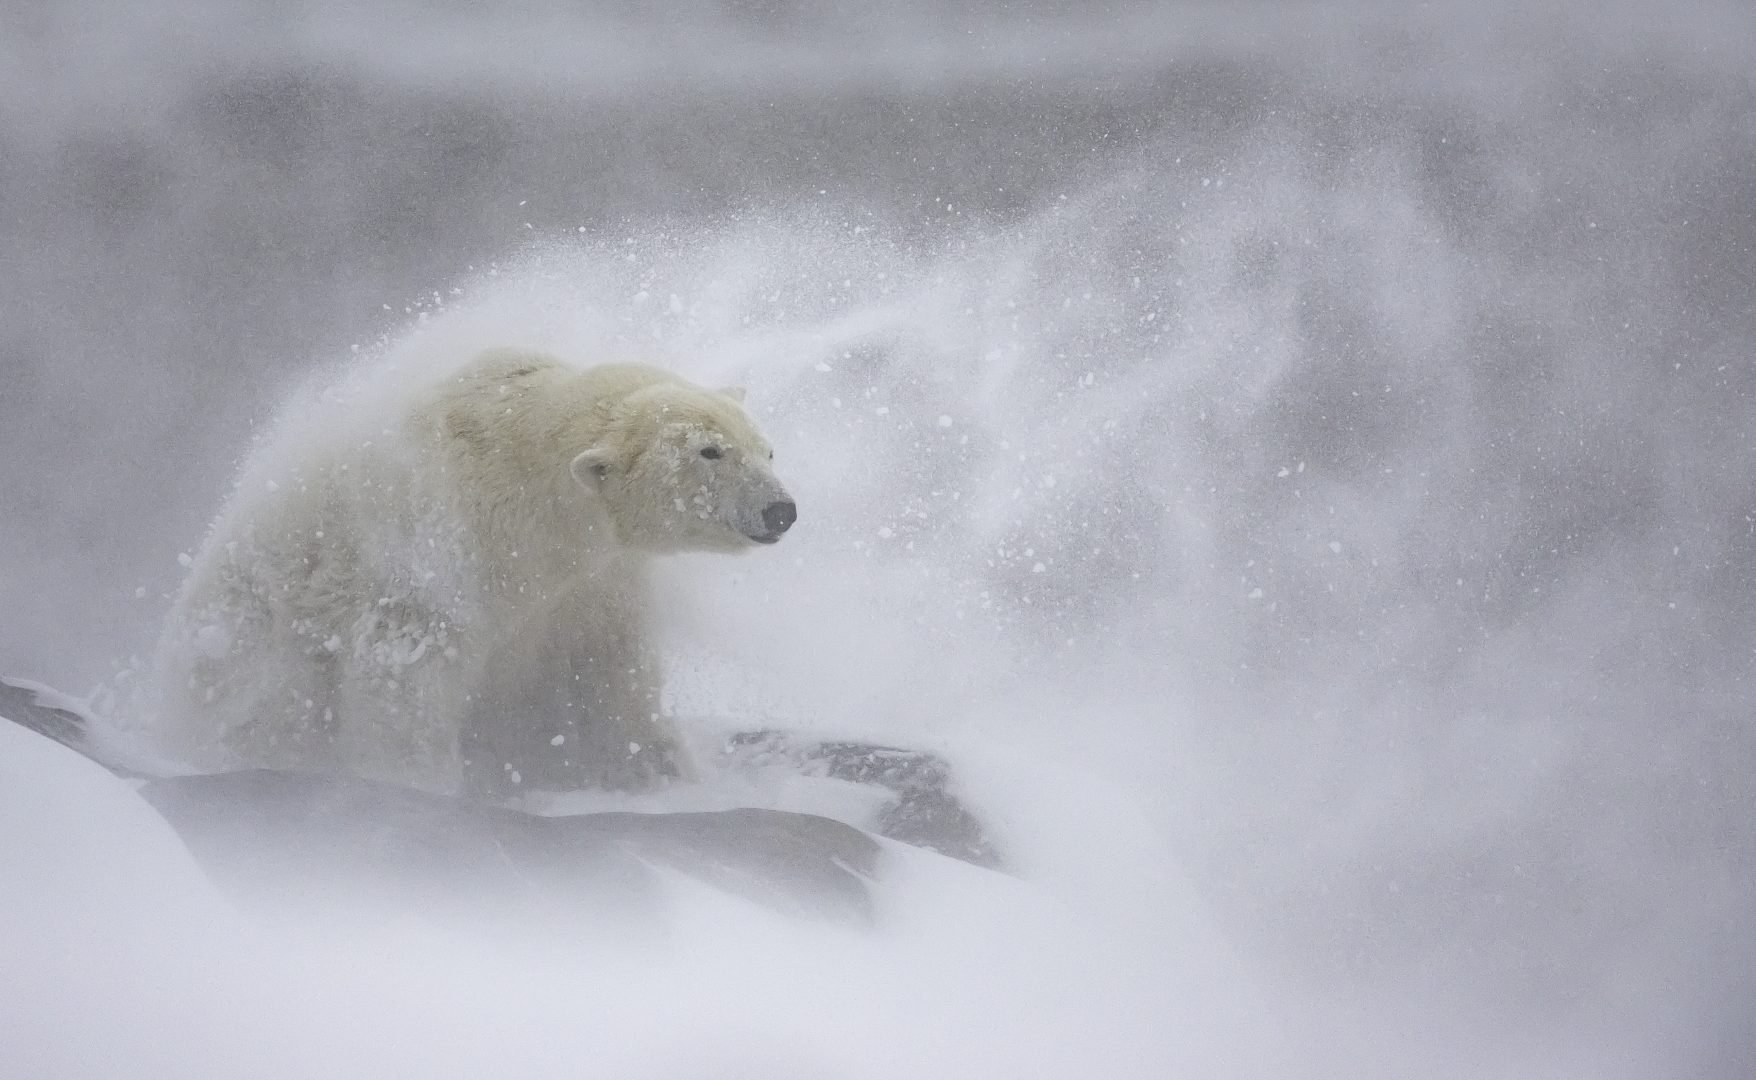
[151,348,791,794]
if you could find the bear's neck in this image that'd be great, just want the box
[424,382,642,611]
[467,463,641,609]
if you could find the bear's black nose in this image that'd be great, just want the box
[762,499,797,537]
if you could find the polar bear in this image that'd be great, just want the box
[151,348,794,796]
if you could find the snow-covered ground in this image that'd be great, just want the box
[0,707,1300,1080]
[3,4,1755,1078]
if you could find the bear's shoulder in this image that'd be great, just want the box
[449,347,569,389]
[449,349,681,399]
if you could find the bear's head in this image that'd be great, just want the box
[569,380,796,553]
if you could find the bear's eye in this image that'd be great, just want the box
[699,446,722,460]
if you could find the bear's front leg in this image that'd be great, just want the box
[461,582,683,799]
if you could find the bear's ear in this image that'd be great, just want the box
[718,386,747,404]
[569,447,615,491]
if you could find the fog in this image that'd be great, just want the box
[3,2,1754,1077]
